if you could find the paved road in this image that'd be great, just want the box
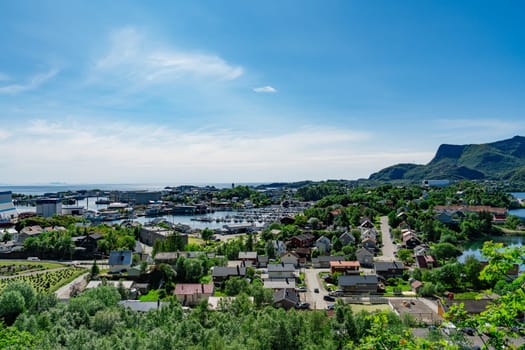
[55,272,89,300]
[378,216,396,261]
[303,268,330,310]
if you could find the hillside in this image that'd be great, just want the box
[369,136,525,181]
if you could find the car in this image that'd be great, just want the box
[296,286,307,292]
[314,288,319,293]
[323,295,336,302]
[460,327,476,336]
[326,304,335,310]
[295,302,310,310]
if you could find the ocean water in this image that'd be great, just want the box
[1,183,263,196]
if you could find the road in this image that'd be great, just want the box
[378,216,396,261]
[55,272,89,300]
[303,268,330,310]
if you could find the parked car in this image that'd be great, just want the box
[296,286,307,292]
[323,295,336,302]
[314,288,319,293]
[326,304,335,310]
[460,327,476,336]
[295,302,310,310]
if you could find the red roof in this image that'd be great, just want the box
[330,261,360,268]
[175,283,214,295]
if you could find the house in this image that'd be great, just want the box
[272,240,287,256]
[290,233,315,248]
[361,228,379,240]
[361,237,377,251]
[109,250,133,273]
[374,261,405,279]
[411,280,423,293]
[360,218,374,229]
[402,231,421,249]
[339,232,355,246]
[18,225,43,242]
[238,251,257,263]
[119,300,169,312]
[140,225,188,246]
[175,283,214,306]
[437,297,493,317]
[280,252,300,267]
[154,252,181,265]
[415,255,436,269]
[71,233,102,254]
[356,247,374,267]
[294,247,311,261]
[257,255,269,268]
[413,244,431,257]
[312,255,344,268]
[273,288,299,310]
[264,278,296,290]
[330,261,360,275]
[211,266,247,286]
[267,263,295,279]
[315,235,331,253]
[338,275,378,294]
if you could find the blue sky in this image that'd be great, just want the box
[0,1,524,184]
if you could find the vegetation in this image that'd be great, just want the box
[0,267,86,293]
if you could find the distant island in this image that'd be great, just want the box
[369,135,525,182]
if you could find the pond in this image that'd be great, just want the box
[458,234,525,263]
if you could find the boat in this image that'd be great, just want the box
[95,198,111,205]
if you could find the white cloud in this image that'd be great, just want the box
[92,27,243,85]
[0,69,58,94]
[253,86,277,93]
[0,118,436,184]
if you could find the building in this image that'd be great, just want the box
[211,266,247,286]
[18,225,43,242]
[280,252,300,267]
[267,263,295,279]
[330,261,360,275]
[140,225,188,246]
[263,278,296,290]
[374,261,405,279]
[61,206,85,216]
[339,232,356,246]
[238,251,257,263]
[36,198,62,218]
[273,288,299,310]
[109,250,133,273]
[110,191,162,205]
[290,233,315,248]
[312,255,344,268]
[338,275,378,294]
[315,235,331,253]
[175,283,214,306]
[356,248,374,267]
[415,255,436,269]
[0,191,17,224]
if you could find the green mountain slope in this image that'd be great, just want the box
[369,136,525,181]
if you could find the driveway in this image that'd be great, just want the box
[303,268,330,310]
[378,216,396,261]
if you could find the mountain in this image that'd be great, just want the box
[369,136,525,181]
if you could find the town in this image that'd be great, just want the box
[1,180,524,349]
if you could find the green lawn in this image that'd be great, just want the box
[139,289,161,302]
[0,260,65,276]
[349,304,391,313]
[0,267,86,293]
[452,291,485,299]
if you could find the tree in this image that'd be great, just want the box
[0,290,26,325]
[201,228,214,242]
[431,242,462,261]
[91,260,100,277]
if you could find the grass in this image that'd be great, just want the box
[452,291,485,299]
[189,237,205,245]
[349,304,390,313]
[200,275,212,284]
[0,261,65,275]
[139,289,161,302]
[0,267,86,293]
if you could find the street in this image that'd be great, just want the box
[303,268,330,310]
[378,216,396,261]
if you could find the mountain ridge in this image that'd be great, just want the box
[369,136,525,181]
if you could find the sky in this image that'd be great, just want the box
[0,1,524,185]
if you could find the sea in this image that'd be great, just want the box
[0,183,264,196]
[509,192,525,219]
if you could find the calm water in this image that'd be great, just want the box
[458,235,525,263]
[1,183,264,196]
[509,192,525,219]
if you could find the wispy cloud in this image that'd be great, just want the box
[92,27,243,86]
[0,118,434,183]
[0,69,58,94]
[253,86,277,93]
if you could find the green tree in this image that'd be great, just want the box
[201,228,214,242]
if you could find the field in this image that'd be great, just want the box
[0,260,65,276]
[348,304,391,313]
[0,267,86,293]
